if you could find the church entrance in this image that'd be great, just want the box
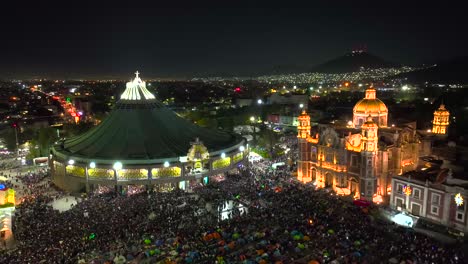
[350,178,358,197]
[325,173,333,188]
[311,168,317,181]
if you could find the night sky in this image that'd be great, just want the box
[1,1,467,79]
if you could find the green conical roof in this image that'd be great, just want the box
[58,72,241,161]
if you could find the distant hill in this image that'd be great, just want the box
[310,51,397,74]
[397,56,468,84]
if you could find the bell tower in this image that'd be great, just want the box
[360,115,378,201]
[432,103,450,135]
[297,110,312,183]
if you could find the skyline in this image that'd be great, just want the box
[1,2,468,79]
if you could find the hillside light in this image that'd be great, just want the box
[89,162,96,169]
[68,159,75,165]
[164,161,170,167]
[113,161,123,170]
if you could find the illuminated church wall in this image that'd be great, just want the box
[297,87,432,203]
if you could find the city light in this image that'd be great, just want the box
[89,162,96,169]
[299,103,304,109]
[221,153,226,158]
[113,162,123,170]
[257,99,263,105]
[239,146,245,152]
[250,116,255,122]
[164,161,170,167]
[68,159,75,165]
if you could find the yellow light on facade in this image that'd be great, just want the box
[403,185,412,196]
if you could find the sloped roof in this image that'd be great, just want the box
[57,72,242,161]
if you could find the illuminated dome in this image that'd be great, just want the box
[50,72,247,193]
[353,88,388,127]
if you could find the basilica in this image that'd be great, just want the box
[297,87,450,203]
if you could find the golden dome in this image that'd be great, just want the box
[353,88,388,114]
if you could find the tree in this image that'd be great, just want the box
[257,127,280,158]
[0,128,17,151]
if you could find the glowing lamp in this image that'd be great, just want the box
[239,146,245,152]
[89,162,96,169]
[113,162,123,170]
[68,159,75,165]
[257,99,263,105]
[221,153,226,158]
[164,161,170,167]
[455,193,464,207]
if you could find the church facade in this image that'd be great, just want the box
[297,88,448,203]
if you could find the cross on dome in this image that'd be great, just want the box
[120,71,156,100]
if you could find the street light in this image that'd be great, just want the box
[113,162,123,170]
[299,103,304,109]
[89,162,96,168]
[250,116,257,144]
[68,159,75,165]
[257,99,263,105]
[12,123,19,158]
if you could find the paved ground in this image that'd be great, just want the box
[49,195,81,212]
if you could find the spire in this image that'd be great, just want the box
[120,71,156,101]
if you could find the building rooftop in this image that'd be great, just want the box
[54,72,243,162]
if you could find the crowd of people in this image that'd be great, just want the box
[0,135,466,263]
